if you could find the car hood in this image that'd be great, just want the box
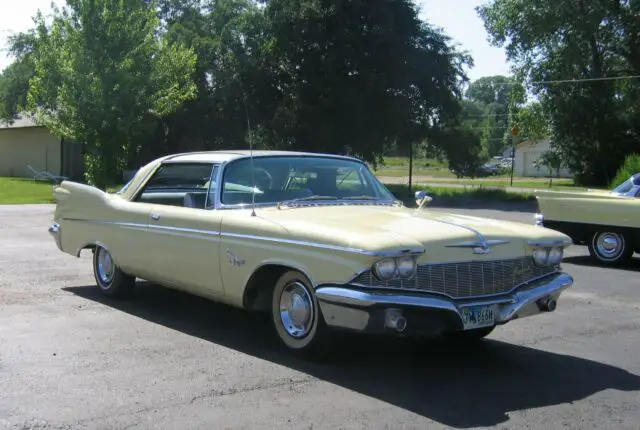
[256,205,569,262]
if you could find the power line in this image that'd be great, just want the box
[490,75,640,86]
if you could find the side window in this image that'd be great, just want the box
[134,163,218,209]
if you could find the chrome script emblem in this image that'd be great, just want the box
[227,249,246,267]
[446,239,510,255]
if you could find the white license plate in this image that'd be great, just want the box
[460,305,496,330]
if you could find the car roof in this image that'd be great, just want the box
[162,150,363,164]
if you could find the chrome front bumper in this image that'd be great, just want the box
[315,272,573,336]
[49,223,63,251]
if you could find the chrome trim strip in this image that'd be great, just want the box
[61,217,424,257]
[221,231,425,257]
[445,239,510,250]
[315,272,574,329]
[412,214,492,248]
[527,238,572,247]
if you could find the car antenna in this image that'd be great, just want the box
[235,72,257,217]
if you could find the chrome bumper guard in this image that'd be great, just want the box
[315,272,573,335]
[49,223,63,251]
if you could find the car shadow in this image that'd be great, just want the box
[63,283,640,429]
[563,255,640,272]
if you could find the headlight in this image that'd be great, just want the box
[397,255,417,279]
[532,247,549,266]
[372,258,398,280]
[547,246,564,265]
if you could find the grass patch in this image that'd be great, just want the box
[0,178,56,204]
[385,183,535,205]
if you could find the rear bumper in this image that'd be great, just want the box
[315,272,573,336]
[49,223,63,251]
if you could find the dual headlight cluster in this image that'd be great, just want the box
[532,246,564,266]
[372,255,418,281]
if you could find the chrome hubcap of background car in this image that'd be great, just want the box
[596,233,622,258]
[97,248,114,284]
[279,281,314,338]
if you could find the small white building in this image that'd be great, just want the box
[514,139,572,178]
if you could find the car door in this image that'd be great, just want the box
[132,162,224,297]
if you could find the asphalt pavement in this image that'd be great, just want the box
[1,203,639,430]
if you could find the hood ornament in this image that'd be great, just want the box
[446,239,510,254]
[415,190,433,211]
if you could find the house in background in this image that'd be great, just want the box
[514,139,573,178]
[0,115,85,180]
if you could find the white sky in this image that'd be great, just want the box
[0,0,510,81]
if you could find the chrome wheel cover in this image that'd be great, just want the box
[595,232,624,260]
[279,281,314,338]
[96,248,115,285]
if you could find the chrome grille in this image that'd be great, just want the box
[351,257,559,299]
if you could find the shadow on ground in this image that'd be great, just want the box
[563,255,640,273]
[64,283,640,429]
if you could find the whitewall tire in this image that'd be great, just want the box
[271,270,331,356]
[588,231,633,265]
[92,246,135,298]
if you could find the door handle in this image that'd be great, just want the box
[150,213,160,221]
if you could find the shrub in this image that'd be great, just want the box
[610,153,640,189]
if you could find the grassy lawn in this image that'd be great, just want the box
[0,178,56,204]
[385,183,536,205]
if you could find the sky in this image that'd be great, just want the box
[0,0,511,81]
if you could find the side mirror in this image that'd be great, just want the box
[415,190,433,210]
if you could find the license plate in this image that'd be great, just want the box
[460,305,496,330]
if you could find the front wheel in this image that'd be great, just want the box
[271,270,332,357]
[92,246,135,298]
[588,231,634,265]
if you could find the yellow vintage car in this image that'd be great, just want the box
[49,150,574,356]
[535,174,640,265]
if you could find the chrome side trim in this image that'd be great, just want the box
[315,272,574,330]
[220,231,425,257]
[60,217,424,257]
[527,238,572,247]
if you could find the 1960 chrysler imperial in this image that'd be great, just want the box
[49,150,574,356]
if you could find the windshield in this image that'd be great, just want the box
[220,155,397,206]
[611,175,640,196]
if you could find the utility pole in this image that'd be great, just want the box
[510,125,520,186]
[408,141,413,192]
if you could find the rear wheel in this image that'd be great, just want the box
[271,270,332,357]
[588,231,634,265]
[92,246,135,298]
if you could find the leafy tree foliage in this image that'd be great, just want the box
[25,0,198,188]
[0,32,37,122]
[478,0,640,186]
[2,0,477,183]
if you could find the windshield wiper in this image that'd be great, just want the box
[279,195,338,206]
[341,195,379,200]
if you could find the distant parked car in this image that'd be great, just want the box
[450,163,500,178]
[49,150,574,357]
[535,173,640,265]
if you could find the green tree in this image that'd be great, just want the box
[0,31,38,122]
[478,0,640,186]
[26,0,198,188]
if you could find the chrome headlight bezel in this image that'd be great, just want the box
[547,246,564,265]
[532,246,564,266]
[372,258,398,281]
[372,255,419,281]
